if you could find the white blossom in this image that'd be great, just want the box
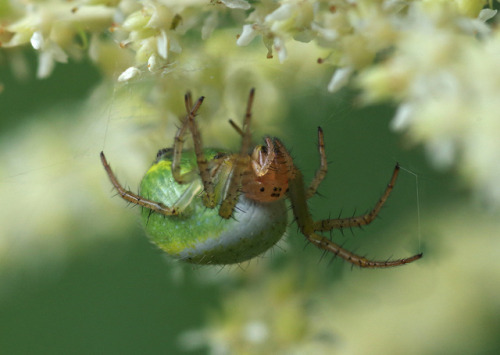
[328,67,353,93]
[237,24,258,46]
[220,0,251,10]
[118,66,141,82]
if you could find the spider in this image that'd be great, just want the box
[100,89,422,267]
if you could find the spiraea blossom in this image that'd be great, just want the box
[2,0,498,205]
[1,2,116,78]
[357,4,500,204]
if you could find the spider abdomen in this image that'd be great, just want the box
[140,149,288,265]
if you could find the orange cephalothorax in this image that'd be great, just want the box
[242,137,295,202]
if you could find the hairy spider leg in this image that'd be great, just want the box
[176,94,221,209]
[228,119,245,137]
[100,152,181,215]
[170,92,225,210]
[277,140,422,268]
[170,92,193,181]
[100,94,211,217]
[218,88,256,219]
[171,92,200,184]
[306,127,328,199]
[312,164,401,231]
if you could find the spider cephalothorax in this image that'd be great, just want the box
[101,89,422,267]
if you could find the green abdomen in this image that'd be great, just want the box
[139,149,288,264]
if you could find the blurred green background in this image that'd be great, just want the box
[1,49,499,355]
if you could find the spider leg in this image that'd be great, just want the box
[306,127,328,199]
[219,88,256,219]
[180,94,219,209]
[287,162,421,268]
[171,92,197,184]
[100,152,180,215]
[306,232,422,267]
[228,119,244,137]
[313,164,400,232]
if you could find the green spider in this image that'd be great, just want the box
[100,89,422,267]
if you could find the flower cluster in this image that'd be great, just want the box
[0,0,250,79]
[179,264,339,354]
[1,0,500,201]
[1,1,116,78]
[0,1,494,86]
[357,3,500,204]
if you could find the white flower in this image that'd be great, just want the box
[220,0,251,10]
[29,31,68,79]
[237,24,258,46]
[157,30,168,59]
[328,67,353,92]
[30,31,44,50]
[148,54,159,72]
[311,23,338,42]
[265,4,293,23]
[390,103,415,131]
[118,66,141,82]
[273,36,287,63]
